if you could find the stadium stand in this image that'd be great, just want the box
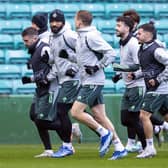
[30,3,56,16]
[102,33,114,46]
[0,49,5,64]
[97,19,116,34]
[0,64,21,79]
[13,34,25,49]
[55,3,81,18]
[154,3,168,19]
[80,3,105,18]
[115,79,125,93]
[104,64,115,79]
[155,19,168,34]
[0,1,167,94]
[21,65,33,77]
[0,3,7,19]
[5,49,29,64]
[163,33,168,47]
[0,79,13,94]
[103,79,116,94]
[12,79,35,94]
[6,3,31,19]
[0,20,22,34]
[0,34,14,49]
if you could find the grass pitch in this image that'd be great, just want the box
[0,143,168,168]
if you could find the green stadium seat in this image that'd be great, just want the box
[157,34,164,42]
[0,64,21,79]
[66,18,75,30]
[80,3,105,18]
[129,3,154,17]
[155,19,168,33]
[113,35,120,48]
[103,79,116,94]
[97,19,116,34]
[114,48,120,63]
[0,34,14,49]
[139,18,151,25]
[21,65,33,76]
[6,4,31,19]
[154,4,168,19]
[6,50,29,64]
[13,79,35,94]
[115,79,125,93]
[105,3,129,18]
[30,3,56,16]
[0,50,5,64]
[163,33,168,47]
[105,3,154,18]
[0,20,22,34]
[104,64,115,79]
[0,79,13,94]
[13,34,25,49]
[102,33,113,45]
[0,3,7,19]
[56,3,79,18]
[21,19,31,30]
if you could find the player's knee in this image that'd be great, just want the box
[71,107,79,119]
[139,110,151,123]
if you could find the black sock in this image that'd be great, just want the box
[36,124,52,150]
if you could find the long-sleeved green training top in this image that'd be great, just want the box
[76,26,116,86]
[119,35,145,88]
[47,22,80,85]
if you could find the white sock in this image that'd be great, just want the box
[163,121,168,130]
[146,138,154,148]
[96,126,108,137]
[113,138,125,151]
[154,125,162,134]
[45,149,53,153]
[126,138,136,147]
[63,142,72,148]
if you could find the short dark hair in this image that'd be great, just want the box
[116,16,134,32]
[76,10,93,26]
[123,9,140,24]
[138,23,157,39]
[22,27,38,37]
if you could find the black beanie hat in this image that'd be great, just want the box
[32,12,48,29]
[49,9,65,24]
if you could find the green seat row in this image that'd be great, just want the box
[0,3,168,19]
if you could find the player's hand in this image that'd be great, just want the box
[41,51,49,63]
[21,76,32,84]
[84,65,99,75]
[65,68,77,78]
[112,74,122,83]
[127,72,135,80]
[59,49,69,59]
[148,78,159,87]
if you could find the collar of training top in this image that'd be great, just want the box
[119,33,132,46]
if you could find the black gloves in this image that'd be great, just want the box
[22,76,32,84]
[41,50,49,63]
[59,49,69,59]
[153,78,160,87]
[65,68,77,78]
[146,78,160,91]
[112,74,122,83]
[84,65,99,75]
[34,70,49,86]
